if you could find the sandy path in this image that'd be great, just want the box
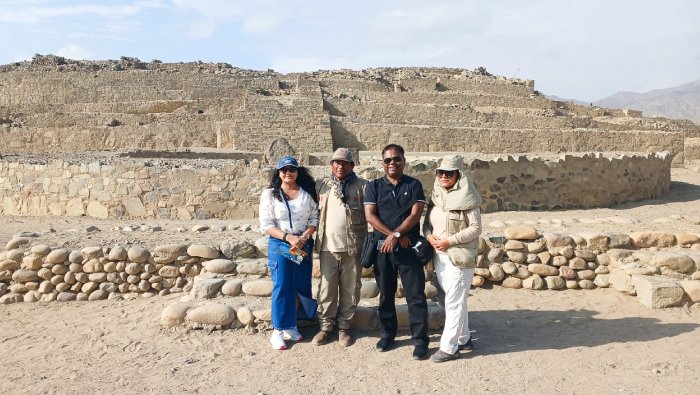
[1,288,699,394]
[1,166,700,394]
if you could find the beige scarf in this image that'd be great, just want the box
[430,170,482,211]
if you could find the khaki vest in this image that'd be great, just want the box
[314,177,368,256]
[423,202,478,268]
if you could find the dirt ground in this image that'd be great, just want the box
[1,167,700,394]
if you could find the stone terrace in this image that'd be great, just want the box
[1,55,698,162]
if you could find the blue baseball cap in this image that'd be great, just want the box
[277,156,299,169]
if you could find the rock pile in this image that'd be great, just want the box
[472,227,700,308]
[2,227,699,313]
[0,241,256,304]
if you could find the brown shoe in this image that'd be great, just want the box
[338,330,353,347]
[312,330,331,346]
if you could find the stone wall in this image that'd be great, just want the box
[331,119,684,157]
[0,151,671,220]
[1,228,699,317]
[2,58,698,160]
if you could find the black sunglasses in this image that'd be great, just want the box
[383,156,403,165]
[436,170,456,178]
[279,167,298,174]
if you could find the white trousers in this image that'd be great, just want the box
[434,252,475,354]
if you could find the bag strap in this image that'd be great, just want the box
[386,198,418,227]
[280,191,294,230]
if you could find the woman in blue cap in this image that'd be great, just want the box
[259,156,319,350]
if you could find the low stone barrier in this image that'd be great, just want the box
[2,227,699,331]
[0,151,672,220]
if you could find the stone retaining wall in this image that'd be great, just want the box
[2,227,699,331]
[2,60,699,159]
[0,151,672,219]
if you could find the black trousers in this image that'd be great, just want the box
[374,249,429,346]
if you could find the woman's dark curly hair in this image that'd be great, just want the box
[269,166,318,203]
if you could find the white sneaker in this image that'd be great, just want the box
[270,330,287,350]
[283,329,303,341]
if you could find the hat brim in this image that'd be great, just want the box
[436,166,459,171]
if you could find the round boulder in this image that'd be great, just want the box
[221,279,244,296]
[651,252,695,274]
[6,237,31,251]
[23,255,43,270]
[69,250,83,264]
[502,277,523,289]
[236,306,255,326]
[158,265,180,278]
[204,259,237,274]
[46,249,69,264]
[187,245,219,259]
[187,304,236,326]
[241,280,274,297]
[504,226,539,240]
[161,302,191,327]
[488,248,504,263]
[255,237,269,257]
[542,233,575,248]
[544,276,566,290]
[81,246,103,260]
[108,246,128,261]
[528,264,559,277]
[360,282,380,299]
[12,269,40,283]
[523,274,544,290]
[127,247,149,263]
[30,245,51,255]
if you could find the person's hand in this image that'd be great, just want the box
[434,237,450,252]
[286,235,304,252]
[398,235,412,249]
[427,235,441,248]
[381,234,398,254]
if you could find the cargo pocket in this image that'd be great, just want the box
[267,260,278,284]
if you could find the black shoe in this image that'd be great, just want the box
[412,345,428,360]
[458,337,474,351]
[375,338,394,352]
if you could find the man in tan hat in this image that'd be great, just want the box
[312,148,368,346]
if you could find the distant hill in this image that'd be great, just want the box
[594,79,700,124]
[548,79,700,125]
[546,95,591,107]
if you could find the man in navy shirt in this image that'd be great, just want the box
[364,144,429,360]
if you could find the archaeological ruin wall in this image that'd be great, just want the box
[1,56,699,162]
[0,151,671,220]
[1,225,699,313]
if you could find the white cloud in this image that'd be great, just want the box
[0,1,165,23]
[56,43,94,60]
[187,19,217,39]
[241,15,281,35]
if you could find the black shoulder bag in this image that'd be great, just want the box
[361,198,420,269]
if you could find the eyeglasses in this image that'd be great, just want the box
[383,156,403,165]
[279,167,298,174]
[436,170,456,178]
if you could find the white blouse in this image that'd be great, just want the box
[259,188,319,235]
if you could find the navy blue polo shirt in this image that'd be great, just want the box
[364,174,425,239]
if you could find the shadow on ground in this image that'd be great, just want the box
[611,180,700,210]
[323,308,699,354]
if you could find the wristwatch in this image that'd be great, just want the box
[393,231,401,238]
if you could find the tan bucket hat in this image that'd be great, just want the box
[437,154,464,171]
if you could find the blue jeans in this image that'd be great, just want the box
[267,236,317,330]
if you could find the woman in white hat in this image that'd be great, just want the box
[423,154,482,363]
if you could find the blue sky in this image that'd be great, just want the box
[0,0,698,101]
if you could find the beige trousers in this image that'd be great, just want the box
[317,251,362,331]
